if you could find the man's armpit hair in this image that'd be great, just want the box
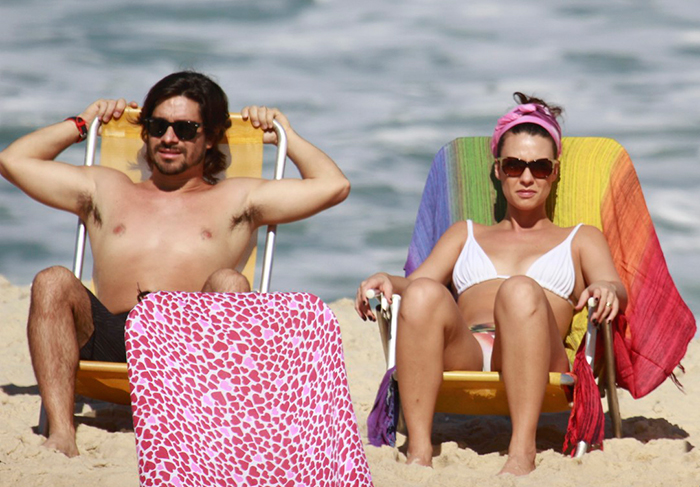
[77,192,102,227]
[230,206,261,230]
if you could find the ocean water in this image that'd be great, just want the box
[0,0,699,319]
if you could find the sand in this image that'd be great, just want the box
[1,276,698,486]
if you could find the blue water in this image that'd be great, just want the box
[1,0,699,319]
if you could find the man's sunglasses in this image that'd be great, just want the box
[497,157,556,179]
[143,117,202,141]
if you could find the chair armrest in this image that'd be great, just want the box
[366,290,401,370]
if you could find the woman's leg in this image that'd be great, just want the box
[396,278,483,466]
[491,276,569,476]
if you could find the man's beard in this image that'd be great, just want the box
[146,143,204,176]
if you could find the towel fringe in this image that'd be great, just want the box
[563,339,605,456]
[670,365,686,394]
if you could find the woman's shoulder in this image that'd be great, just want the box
[572,223,603,236]
[434,221,470,251]
[444,220,469,239]
[447,219,493,239]
[570,224,607,246]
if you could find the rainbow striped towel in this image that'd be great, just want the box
[405,137,696,449]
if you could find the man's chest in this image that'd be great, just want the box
[88,190,252,252]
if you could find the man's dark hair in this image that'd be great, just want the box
[138,71,232,184]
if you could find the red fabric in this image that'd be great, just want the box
[603,156,696,399]
[563,339,605,455]
[610,236,696,399]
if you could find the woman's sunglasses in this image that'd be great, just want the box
[143,117,202,141]
[497,157,555,179]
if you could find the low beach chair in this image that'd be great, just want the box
[38,108,288,434]
[368,136,696,456]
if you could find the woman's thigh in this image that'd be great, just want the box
[444,321,488,372]
[434,292,484,370]
[399,278,485,372]
[490,277,570,372]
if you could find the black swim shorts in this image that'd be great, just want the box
[78,287,130,363]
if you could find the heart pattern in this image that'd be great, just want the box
[126,291,373,486]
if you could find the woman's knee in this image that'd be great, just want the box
[401,278,451,314]
[495,276,547,317]
[398,278,454,332]
[202,269,251,293]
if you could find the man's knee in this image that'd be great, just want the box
[202,269,251,293]
[31,266,82,303]
[28,266,93,347]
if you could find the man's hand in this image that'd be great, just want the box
[0,97,136,215]
[79,99,138,129]
[238,103,349,227]
[241,106,294,145]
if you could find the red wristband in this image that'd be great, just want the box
[65,116,88,143]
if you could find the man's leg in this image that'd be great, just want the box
[201,269,251,293]
[27,266,93,457]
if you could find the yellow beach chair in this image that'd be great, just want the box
[38,107,287,434]
[369,137,648,457]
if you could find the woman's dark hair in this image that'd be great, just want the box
[138,71,232,184]
[496,92,564,157]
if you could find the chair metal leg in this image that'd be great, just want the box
[601,320,622,438]
[573,441,589,458]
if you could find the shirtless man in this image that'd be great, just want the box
[0,71,350,457]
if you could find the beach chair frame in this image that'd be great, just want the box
[38,109,288,435]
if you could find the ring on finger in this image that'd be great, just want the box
[605,302,612,308]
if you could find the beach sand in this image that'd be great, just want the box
[1,276,698,486]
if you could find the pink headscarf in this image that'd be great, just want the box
[490,103,562,157]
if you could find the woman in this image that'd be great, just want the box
[355,93,628,476]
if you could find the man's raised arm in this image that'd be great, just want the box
[0,99,131,214]
[241,106,350,225]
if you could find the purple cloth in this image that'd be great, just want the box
[405,146,453,276]
[367,367,399,447]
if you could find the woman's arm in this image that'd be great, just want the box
[575,225,628,324]
[354,221,468,321]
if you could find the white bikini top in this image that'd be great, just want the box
[452,220,583,304]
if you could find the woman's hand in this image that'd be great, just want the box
[575,281,622,324]
[355,272,394,322]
